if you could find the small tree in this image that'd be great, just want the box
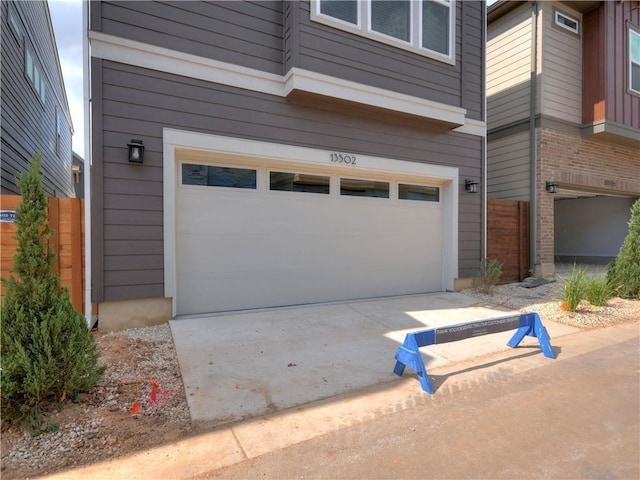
[607,198,640,299]
[1,154,105,432]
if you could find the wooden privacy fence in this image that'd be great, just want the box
[1,195,85,314]
[487,198,530,283]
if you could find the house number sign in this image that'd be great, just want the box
[330,152,357,165]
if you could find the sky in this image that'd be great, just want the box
[48,0,84,157]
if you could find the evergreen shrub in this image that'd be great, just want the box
[1,154,105,433]
[607,199,640,299]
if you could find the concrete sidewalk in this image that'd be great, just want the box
[38,293,634,480]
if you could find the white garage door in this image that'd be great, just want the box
[175,159,444,316]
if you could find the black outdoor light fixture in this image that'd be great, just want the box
[546,181,559,194]
[127,139,145,163]
[465,179,479,194]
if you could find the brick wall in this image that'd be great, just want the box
[536,128,640,268]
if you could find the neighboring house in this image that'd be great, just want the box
[1,0,75,197]
[72,152,84,198]
[487,0,640,277]
[87,0,486,329]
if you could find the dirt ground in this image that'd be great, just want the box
[1,327,195,480]
[1,288,639,479]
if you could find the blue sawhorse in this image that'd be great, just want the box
[393,312,555,394]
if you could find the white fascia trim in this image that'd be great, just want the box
[453,118,486,137]
[89,31,476,132]
[163,135,177,317]
[284,68,466,127]
[89,31,285,96]
[163,128,459,315]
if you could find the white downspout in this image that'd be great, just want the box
[482,1,488,259]
[83,0,95,328]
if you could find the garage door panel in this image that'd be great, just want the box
[176,166,445,315]
[177,261,440,315]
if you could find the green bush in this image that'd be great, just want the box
[585,275,610,306]
[473,258,503,294]
[607,199,640,299]
[560,265,587,312]
[1,154,105,433]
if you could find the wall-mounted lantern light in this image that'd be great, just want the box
[127,139,145,163]
[465,179,479,194]
[72,164,81,184]
[546,181,559,194]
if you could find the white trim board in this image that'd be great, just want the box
[163,128,459,318]
[90,31,484,135]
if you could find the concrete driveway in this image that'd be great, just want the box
[169,292,580,424]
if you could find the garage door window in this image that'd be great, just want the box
[270,172,330,194]
[340,178,389,198]
[399,184,439,202]
[182,164,256,189]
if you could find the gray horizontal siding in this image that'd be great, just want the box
[487,2,532,130]
[93,59,483,302]
[1,0,74,197]
[98,1,284,75]
[540,2,582,124]
[288,0,483,120]
[487,131,530,201]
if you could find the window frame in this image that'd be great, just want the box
[180,163,258,190]
[311,0,455,65]
[398,183,440,202]
[24,44,46,106]
[629,24,640,97]
[339,177,390,199]
[269,170,331,195]
[56,109,62,156]
[7,2,23,44]
[553,9,580,36]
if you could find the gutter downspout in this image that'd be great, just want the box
[482,0,488,259]
[529,1,538,275]
[83,0,95,329]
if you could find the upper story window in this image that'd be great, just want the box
[7,3,23,43]
[554,10,579,35]
[25,46,46,105]
[630,27,640,96]
[56,110,63,155]
[311,0,455,64]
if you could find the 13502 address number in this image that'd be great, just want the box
[330,153,357,165]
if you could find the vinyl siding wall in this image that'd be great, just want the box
[95,1,484,122]
[582,1,640,128]
[487,2,532,130]
[539,2,582,125]
[95,1,284,75]
[487,131,530,201]
[287,1,484,120]
[1,0,74,197]
[92,59,482,302]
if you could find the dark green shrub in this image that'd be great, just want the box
[1,154,105,433]
[473,258,503,294]
[607,199,640,299]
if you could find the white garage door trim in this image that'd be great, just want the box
[163,128,459,318]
